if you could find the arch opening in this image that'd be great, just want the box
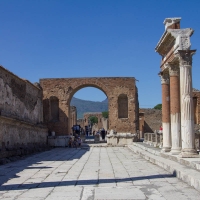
[69,86,109,135]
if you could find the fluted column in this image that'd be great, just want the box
[177,50,198,157]
[160,72,171,152]
[168,64,181,154]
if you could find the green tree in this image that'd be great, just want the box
[102,111,109,118]
[89,116,98,124]
[154,104,162,110]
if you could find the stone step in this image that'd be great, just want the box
[133,142,200,171]
[128,143,200,192]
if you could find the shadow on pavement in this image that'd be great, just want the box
[0,174,175,191]
[0,145,90,188]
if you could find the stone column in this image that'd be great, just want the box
[168,64,181,154]
[177,50,198,157]
[160,72,171,152]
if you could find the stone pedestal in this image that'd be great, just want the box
[160,73,171,152]
[169,64,181,154]
[106,131,135,145]
[178,50,198,157]
[94,135,100,143]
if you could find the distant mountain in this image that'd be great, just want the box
[70,97,108,119]
[101,98,108,103]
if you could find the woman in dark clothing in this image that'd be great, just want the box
[101,128,106,140]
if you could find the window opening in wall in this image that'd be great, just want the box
[118,94,128,118]
[50,96,59,121]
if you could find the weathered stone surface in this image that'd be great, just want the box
[69,106,77,132]
[1,146,200,199]
[0,65,48,160]
[0,66,43,123]
[139,108,162,133]
[128,143,200,192]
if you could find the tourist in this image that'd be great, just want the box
[101,128,106,141]
[78,137,82,147]
[73,137,78,148]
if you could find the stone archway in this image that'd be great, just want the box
[40,77,138,136]
[83,112,104,132]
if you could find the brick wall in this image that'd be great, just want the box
[139,108,162,133]
[40,77,139,135]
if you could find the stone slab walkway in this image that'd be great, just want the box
[0,146,200,200]
[128,143,200,192]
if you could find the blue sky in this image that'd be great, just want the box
[0,0,200,107]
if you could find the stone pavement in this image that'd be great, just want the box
[128,143,200,192]
[0,146,200,200]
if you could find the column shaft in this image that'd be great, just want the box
[161,73,171,152]
[178,50,198,157]
[169,65,181,154]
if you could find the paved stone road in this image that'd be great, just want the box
[0,146,200,200]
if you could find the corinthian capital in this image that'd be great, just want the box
[159,72,169,84]
[168,64,179,77]
[176,50,196,66]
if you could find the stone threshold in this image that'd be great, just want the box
[127,142,200,192]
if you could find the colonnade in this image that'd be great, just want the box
[160,50,198,157]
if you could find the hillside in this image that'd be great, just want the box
[70,97,108,119]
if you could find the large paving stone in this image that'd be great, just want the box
[0,147,200,200]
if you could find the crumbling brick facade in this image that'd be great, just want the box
[40,77,139,135]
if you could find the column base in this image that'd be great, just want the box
[170,148,181,155]
[180,149,199,158]
[161,147,171,153]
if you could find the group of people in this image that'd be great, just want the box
[93,128,106,140]
[68,134,82,148]
[68,127,107,147]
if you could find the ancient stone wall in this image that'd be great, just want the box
[69,106,77,132]
[139,92,200,136]
[83,112,103,130]
[139,112,144,138]
[139,108,162,133]
[193,89,200,125]
[102,118,108,131]
[0,66,43,123]
[0,65,48,161]
[40,77,138,135]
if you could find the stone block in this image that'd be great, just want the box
[48,136,70,147]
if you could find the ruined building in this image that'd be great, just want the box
[155,17,198,157]
[0,66,48,162]
[0,66,139,159]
